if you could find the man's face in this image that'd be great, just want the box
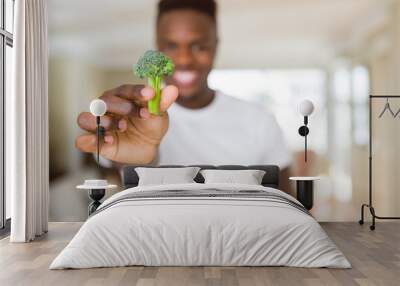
[157,9,218,98]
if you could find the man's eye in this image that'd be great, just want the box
[165,43,177,51]
[191,44,207,53]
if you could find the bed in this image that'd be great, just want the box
[50,165,350,269]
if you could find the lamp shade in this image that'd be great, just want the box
[90,99,107,117]
[298,99,314,116]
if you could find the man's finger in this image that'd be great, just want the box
[101,84,155,107]
[75,132,117,159]
[160,85,179,112]
[100,94,139,115]
[77,112,118,132]
[75,133,97,153]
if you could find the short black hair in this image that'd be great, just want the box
[157,0,217,23]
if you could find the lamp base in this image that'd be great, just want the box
[296,180,313,210]
[298,126,309,136]
[88,188,105,215]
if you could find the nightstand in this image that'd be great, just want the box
[289,177,320,210]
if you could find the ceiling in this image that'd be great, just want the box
[48,0,391,70]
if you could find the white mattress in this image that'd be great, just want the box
[50,183,351,269]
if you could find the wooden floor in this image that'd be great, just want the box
[0,222,399,286]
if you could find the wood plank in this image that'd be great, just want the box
[0,222,399,286]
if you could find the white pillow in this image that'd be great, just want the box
[135,167,200,186]
[200,169,266,185]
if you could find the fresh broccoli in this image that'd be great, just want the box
[133,50,174,115]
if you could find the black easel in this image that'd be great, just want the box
[359,95,400,230]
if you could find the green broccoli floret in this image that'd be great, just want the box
[133,50,174,115]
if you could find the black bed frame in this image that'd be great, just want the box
[121,165,280,190]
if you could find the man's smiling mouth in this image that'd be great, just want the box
[172,71,199,86]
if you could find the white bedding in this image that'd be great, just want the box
[50,183,351,269]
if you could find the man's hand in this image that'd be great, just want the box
[75,84,179,164]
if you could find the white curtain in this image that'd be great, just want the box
[8,0,49,242]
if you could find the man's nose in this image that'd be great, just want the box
[174,48,194,68]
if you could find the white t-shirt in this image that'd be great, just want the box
[157,92,291,168]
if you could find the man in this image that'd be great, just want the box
[76,0,292,193]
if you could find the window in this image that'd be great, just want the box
[208,69,327,153]
[352,65,369,145]
[330,65,353,202]
[1,0,14,232]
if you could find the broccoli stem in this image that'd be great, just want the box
[148,77,161,115]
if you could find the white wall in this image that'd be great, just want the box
[47,0,400,221]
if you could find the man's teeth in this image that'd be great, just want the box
[173,71,197,84]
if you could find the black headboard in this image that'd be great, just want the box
[121,165,280,189]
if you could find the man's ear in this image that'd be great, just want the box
[154,35,161,51]
[213,37,219,58]
[154,23,162,50]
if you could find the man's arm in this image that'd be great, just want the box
[279,167,293,197]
